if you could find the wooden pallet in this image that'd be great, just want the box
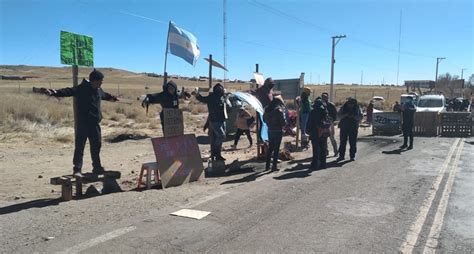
[50,171,121,201]
[413,112,440,136]
[440,112,472,137]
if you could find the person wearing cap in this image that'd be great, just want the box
[195,83,230,161]
[321,92,338,156]
[296,88,312,148]
[45,69,119,177]
[231,104,253,149]
[263,95,287,171]
[141,80,187,133]
[337,97,362,162]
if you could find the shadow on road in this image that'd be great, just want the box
[381,148,407,155]
[0,198,63,215]
[221,170,273,185]
[274,158,354,181]
[197,135,235,145]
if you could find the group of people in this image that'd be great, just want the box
[43,69,417,177]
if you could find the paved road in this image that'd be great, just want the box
[1,136,473,253]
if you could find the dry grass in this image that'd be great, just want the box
[0,65,407,143]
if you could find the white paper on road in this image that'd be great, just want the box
[170,209,211,220]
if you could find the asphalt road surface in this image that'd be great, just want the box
[1,135,473,253]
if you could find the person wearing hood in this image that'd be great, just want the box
[141,80,186,133]
[195,83,229,161]
[263,95,287,171]
[306,97,330,170]
[45,69,119,177]
[255,77,276,143]
[337,97,362,162]
[256,77,275,108]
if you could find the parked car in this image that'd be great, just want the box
[371,96,385,110]
[416,94,446,112]
[400,93,419,106]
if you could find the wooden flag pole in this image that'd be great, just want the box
[72,65,79,133]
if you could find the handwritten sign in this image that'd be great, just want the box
[60,31,94,67]
[151,134,204,188]
[163,108,184,137]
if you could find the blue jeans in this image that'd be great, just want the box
[266,130,283,170]
[300,112,309,137]
[210,121,226,157]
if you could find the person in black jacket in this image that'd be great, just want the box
[263,96,286,171]
[337,97,362,162]
[321,92,338,156]
[195,83,229,161]
[399,96,416,149]
[45,69,118,177]
[141,80,186,133]
[306,97,330,170]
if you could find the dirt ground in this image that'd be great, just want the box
[0,110,373,206]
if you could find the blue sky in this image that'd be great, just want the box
[1,0,472,85]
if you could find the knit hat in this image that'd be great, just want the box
[89,69,104,81]
[264,77,275,88]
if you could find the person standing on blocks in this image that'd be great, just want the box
[337,97,362,162]
[45,69,119,177]
[399,96,416,149]
[195,83,229,161]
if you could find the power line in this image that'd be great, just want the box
[248,0,437,59]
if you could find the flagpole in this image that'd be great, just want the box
[208,54,212,89]
[163,21,171,86]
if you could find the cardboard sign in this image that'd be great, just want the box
[274,76,303,100]
[151,134,204,188]
[373,112,402,135]
[60,31,94,66]
[163,108,184,137]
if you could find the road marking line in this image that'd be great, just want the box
[56,226,136,254]
[423,139,464,253]
[399,138,460,253]
[185,190,229,208]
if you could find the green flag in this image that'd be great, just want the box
[60,31,94,66]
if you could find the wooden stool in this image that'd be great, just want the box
[137,162,162,190]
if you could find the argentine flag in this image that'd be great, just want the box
[167,22,200,66]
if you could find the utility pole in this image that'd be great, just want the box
[360,70,363,86]
[435,57,445,83]
[223,0,227,85]
[330,35,346,102]
[461,68,467,80]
